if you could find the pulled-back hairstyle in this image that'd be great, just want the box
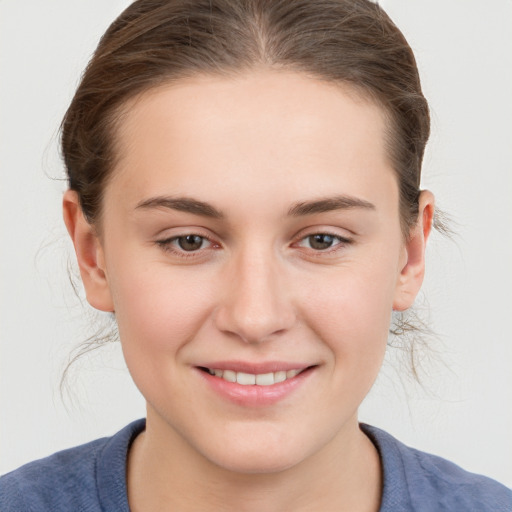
[61,0,429,237]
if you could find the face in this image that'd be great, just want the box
[69,70,429,474]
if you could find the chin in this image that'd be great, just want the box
[211,448,302,475]
[200,431,313,475]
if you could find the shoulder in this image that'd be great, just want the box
[0,437,106,511]
[0,419,145,512]
[361,424,512,512]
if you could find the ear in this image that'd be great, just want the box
[393,190,435,311]
[63,190,114,312]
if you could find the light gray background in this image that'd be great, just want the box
[1,0,511,486]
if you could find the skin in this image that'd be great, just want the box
[64,70,434,512]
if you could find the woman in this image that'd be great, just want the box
[1,1,510,510]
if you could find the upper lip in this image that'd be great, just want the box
[196,361,315,374]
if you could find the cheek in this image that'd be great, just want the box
[299,258,397,360]
[108,259,216,361]
[108,262,222,412]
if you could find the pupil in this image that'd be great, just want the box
[178,235,203,251]
[310,234,334,250]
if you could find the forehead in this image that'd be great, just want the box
[108,70,396,213]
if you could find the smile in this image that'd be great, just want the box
[201,367,304,386]
[196,364,316,406]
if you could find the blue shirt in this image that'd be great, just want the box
[1,419,511,511]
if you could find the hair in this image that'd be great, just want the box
[61,0,429,237]
[60,0,437,385]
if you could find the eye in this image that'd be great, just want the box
[157,234,213,254]
[296,233,350,251]
[175,234,208,251]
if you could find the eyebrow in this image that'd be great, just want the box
[135,194,375,219]
[135,196,224,218]
[287,195,376,216]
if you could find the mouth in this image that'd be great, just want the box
[197,366,310,386]
[195,362,318,405]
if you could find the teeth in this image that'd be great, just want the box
[237,372,256,385]
[223,370,236,383]
[205,368,305,386]
[255,372,274,386]
[274,371,287,383]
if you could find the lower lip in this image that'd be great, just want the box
[196,367,315,406]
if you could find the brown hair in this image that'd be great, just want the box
[61,0,429,236]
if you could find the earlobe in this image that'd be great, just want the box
[393,190,435,311]
[62,190,114,312]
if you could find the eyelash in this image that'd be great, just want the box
[156,232,352,259]
[294,232,352,254]
[156,234,217,258]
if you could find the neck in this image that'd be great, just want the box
[127,410,382,512]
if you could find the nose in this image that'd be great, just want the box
[214,247,296,344]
